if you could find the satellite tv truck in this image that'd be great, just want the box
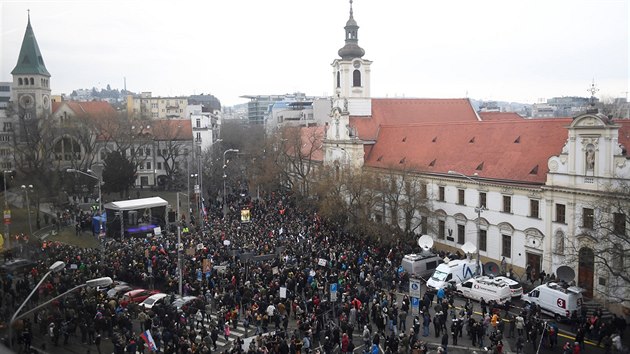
[426,258,480,290]
[402,235,443,280]
[401,253,442,279]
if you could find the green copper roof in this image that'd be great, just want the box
[11,16,50,77]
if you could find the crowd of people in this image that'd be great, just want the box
[0,190,628,354]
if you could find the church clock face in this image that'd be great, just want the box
[353,61,361,68]
[42,95,50,109]
[18,94,35,109]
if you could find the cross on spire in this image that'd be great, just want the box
[349,0,353,18]
[588,79,599,106]
[27,9,30,23]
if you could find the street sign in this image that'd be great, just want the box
[411,297,420,315]
[330,283,338,302]
[3,209,10,225]
[409,278,422,298]
[194,184,200,194]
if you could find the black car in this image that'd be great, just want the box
[0,258,37,274]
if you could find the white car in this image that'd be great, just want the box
[140,293,168,309]
[494,276,523,298]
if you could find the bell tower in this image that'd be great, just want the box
[324,0,370,169]
[11,11,52,120]
[331,0,372,115]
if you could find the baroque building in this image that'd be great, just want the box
[316,1,630,312]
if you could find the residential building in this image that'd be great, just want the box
[240,95,286,124]
[0,82,11,110]
[126,92,188,119]
[186,104,220,155]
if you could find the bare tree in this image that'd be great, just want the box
[277,126,324,197]
[566,181,630,303]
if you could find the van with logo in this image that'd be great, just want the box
[524,282,584,321]
[426,259,480,291]
[493,276,523,298]
[401,253,443,280]
[456,276,512,304]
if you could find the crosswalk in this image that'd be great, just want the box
[181,312,274,349]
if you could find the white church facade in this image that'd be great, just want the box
[317,1,630,311]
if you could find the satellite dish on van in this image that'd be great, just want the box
[417,235,434,251]
[556,266,576,283]
[460,242,477,254]
[483,262,500,276]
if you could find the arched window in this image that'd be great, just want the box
[336,71,341,88]
[18,78,23,85]
[23,78,28,85]
[352,70,361,87]
[29,77,34,85]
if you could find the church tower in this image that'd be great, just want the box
[324,1,370,169]
[331,0,372,115]
[11,12,52,120]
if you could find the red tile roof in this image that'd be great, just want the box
[365,118,577,184]
[52,100,118,117]
[351,98,479,140]
[131,120,192,141]
[478,112,525,121]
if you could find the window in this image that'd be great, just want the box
[457,224,465,244]
[138,148,143,156]
[3,122,13,132]
[582,208,594,229]
[612,250,624,273]
[458,189,465,205]
[614,213,626,235]
[0,135,10,142]
[556,204,566,223]
[336,71,340,88]
[157,162,162,170]
[530,199,540,218]
[479,229,487,251]
[145,148,151,156]
[196,119,201,128]
[502,234,512,258]
[146,162,151,170]
[352,69,361,87]
[438,220,445,239]
[421,216,428,235]
[502,195,512,213]
[479,192,487,208]
[438,186,445,202]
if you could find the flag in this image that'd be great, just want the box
[140,329,158,352]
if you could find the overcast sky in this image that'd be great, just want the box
[1,0,628,107]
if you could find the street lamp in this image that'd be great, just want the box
[9,260,65,348]
[11,276,112,332]
[66,169,102,215]
[222,149,239,218]
[447,170,484,275]
[176,192,188,297]
[190,173,198,222]
[20,185,33,236]
[3,170,13,249]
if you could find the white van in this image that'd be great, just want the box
[524,282,584,321]
[456,276,512,304]
[493,276,523,298]
[426,259,480,290]
[401,253,442,279]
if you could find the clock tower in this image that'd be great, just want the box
[331,0,372,116]
[11,12,52,120]
[324,0,370,169]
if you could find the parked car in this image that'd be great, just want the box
[139,293,169,310]
[107,284,133,299]
[171,296,204,314]
[121,289,161,306]
[0,258,37,274]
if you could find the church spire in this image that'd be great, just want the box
[11,11,50,77]
[338,0,365,60]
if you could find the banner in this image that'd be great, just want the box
[241,209,251,223]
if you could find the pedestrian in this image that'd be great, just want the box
[94,333,102,354]
[441,332,449,354]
